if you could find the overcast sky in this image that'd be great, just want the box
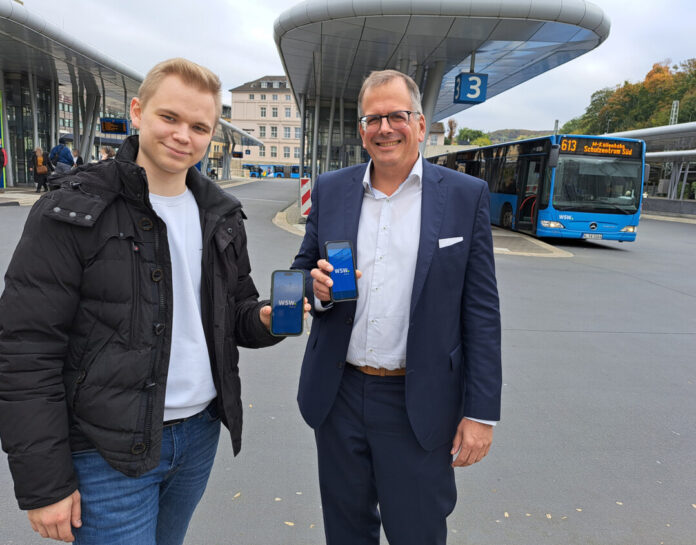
[23,0,694,132]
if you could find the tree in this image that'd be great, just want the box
[456,127,486,144]
[447,119,457,144]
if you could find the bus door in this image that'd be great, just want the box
[516,155,544,233]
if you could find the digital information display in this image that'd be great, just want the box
[560,137,641,158]
[270,270,304,336]
[327,245,357,301]
[100,118,129,134]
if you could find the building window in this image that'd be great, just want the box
[294,146,300,159]
[271,126,278,138]
[249,94,254,100]
[295,127,301,139]
[260,94,266,100]
[272,107,278,118]
[259,145,265,157]
[285,94,291,101]
[429,134,438,145]
[283,126,291,139]
[259,126,266,138]
[285,107,291,118]
[260,107,266,117]
[270,146,277,158]
[283,146,290,158]
[296,110,300,118]
[272,94,278,101]
[261,82,268,88]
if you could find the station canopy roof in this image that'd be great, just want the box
[274,0,610,122]
[0,1,260,146]
[0,0,142,113]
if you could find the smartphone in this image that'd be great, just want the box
[270,270,305,336]
[324,240,359,302]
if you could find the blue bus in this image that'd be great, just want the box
[428,134,646,241]
[242,164,308,178]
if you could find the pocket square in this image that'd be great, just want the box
[438,236,463,248]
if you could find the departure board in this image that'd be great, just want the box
[100,118,129,134]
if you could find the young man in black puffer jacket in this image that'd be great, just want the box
[0,58,304,545]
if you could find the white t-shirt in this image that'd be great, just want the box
[150,189,217,421]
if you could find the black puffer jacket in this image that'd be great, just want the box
[0,136,280,510]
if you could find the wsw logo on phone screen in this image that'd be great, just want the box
[271,271,303,336]
[328,247,357,300]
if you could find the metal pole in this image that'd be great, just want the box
[339,97,344,168]
[419,61,445,155]
[298,93,306,205]
[324,96,335,172]
[83,94,100,162]
[679,161,690,200]
[50,78,56,147]
[28,72,39,149]
[0,69,15,187]
[311,97,320,187]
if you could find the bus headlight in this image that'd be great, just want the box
[540,220,565,229]
[620,225,636,233]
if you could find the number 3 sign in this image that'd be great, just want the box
[453,73,488,104]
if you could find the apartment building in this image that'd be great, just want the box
[228,76,301,168]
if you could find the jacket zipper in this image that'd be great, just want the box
[129,240,140,347]
[143,224,165,454]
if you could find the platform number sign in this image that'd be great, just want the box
[454,73,488,104]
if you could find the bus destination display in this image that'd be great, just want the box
[559,137,641,158]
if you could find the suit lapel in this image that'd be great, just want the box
[343,164,367,247]
[410,159,446,318]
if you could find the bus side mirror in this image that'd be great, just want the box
[548,145,560,168]
[644,163,650,181]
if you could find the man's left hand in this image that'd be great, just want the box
[259,298,312,330]
[450,418,493,467]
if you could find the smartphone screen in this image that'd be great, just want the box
[325,240,358,302]
[270,270,305,336]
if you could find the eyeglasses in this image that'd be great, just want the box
[359,110,420,132]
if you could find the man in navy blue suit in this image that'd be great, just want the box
[291,69,502,545]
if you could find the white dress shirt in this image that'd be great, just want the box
[346,157,422,370]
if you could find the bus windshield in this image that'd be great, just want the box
[553,156,642,214]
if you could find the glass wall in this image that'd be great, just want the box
[2,73,53,186]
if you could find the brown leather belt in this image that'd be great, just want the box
[348,363,406,377]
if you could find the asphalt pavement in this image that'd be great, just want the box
[0,179,695,545]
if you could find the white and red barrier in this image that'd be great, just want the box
[300,177,311,217]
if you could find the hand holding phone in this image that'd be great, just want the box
[324,240,358,302]
[270,270,305,336]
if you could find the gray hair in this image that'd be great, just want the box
[357,69,423,118]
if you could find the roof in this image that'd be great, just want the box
[0,0,142,111]
[608,122,696,154]
[430,122,445,134]
[229,75,289,93]
[274,0,609,122]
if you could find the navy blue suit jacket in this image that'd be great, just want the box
[291,158,502,451]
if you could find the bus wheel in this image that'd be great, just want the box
[500,204,513,229]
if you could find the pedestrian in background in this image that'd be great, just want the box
[292,69,502,545]
[99,146,115,160]
[29,147,53,192]
[71,148,84,168]
[48,137,74,174]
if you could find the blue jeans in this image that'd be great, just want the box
[72,403,221,545]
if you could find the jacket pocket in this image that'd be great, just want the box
[71,327,116,410]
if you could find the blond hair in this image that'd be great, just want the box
[138,58,222,118]
[357,69,423,118]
